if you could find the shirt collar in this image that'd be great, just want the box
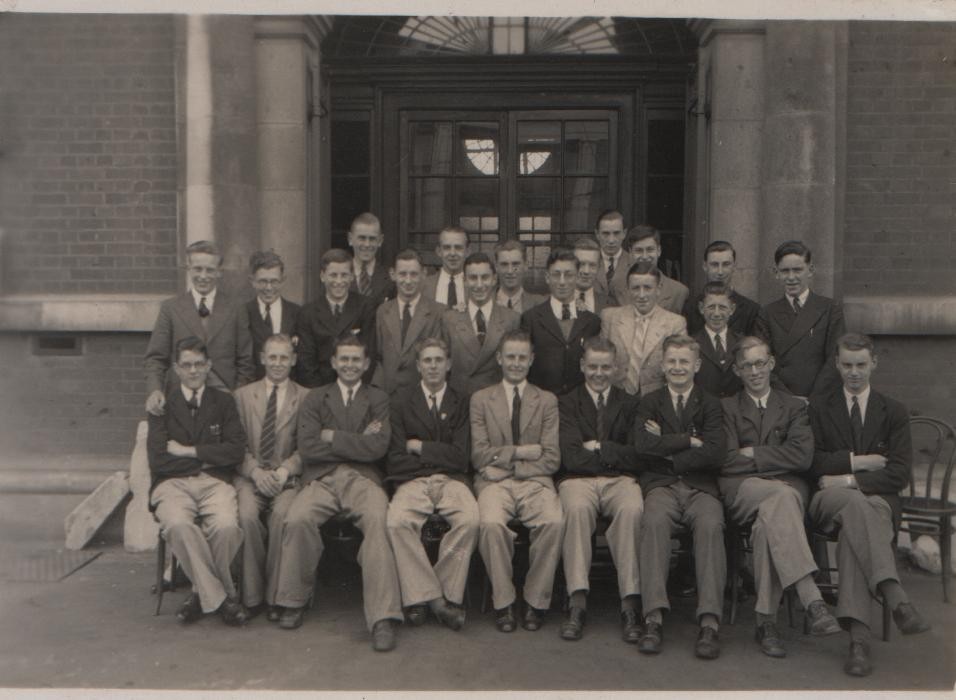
[747,390,771,409]
[354,258,375,275]
[181,383,205,405]
[421,382,447,407]
[844,386,871,417]
[503,379,528,399]
[326,294,348,311]
[398,294,421,313]
[604,250,622,270]
[190,287,216,310]
[585,383,607,408]
[550,296,577,320]
[496,288,522,305]
[633,304,659,321]
[707,326,727,344]
[337,380,361,404]
[790,288,810,308]
[265,377,289,392]
[468,299,494,320]
[438,268,459,283]
[669,385,694,406]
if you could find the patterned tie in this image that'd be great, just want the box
[791,295,802,314]
[186,388,199,417]
[197,296,210,318]
[358,261,371,295]
[757,398,765,435]
[596,391,607,440]
[401,302,412,346]
[260,384,278,466]
[714,333,726,364]
[511,386,521,445]
[577,290,588,313]
[507,297,514,310]
[562,303,571,321]
[429,393,440,427]
[263,302,273,331]
[475,308,487,346]
[676,393,685,428]
[447,275,458,309]
[850,396,864,454]
[606,257,614,283]
[333,303,342,318]
[346,386,354,408]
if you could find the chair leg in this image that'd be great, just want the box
[154,535,166,616]
[882,596,891,642]
[940,519,951,603]
[728,532,740,625]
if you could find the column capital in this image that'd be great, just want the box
[688,19,766,47]
[253,15,330,49]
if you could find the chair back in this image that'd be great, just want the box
[908,416,956,505]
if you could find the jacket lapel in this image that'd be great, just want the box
[861,391,886,453]
[348,384,370,432]
[174,294,208,341]
[738,392,762,438]
[824,391,853,451]
[280,298,297,335]
[777,293,828,355]
[403,299,434,354]
[204,294,231,342]
[276,381,301,432]
[519,385,540,437]
[577,386,598,439]
[476,306,506,367]
[491,384,511,444]
[381,300,402,354]
[760,391,785,443]
[642,310,668,358]
[452,311,482,366]
[605,386,625,435]
[660,390,682,433]
[536,304,567,345]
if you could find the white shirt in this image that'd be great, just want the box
[503,380,528,419]
[258,298,282,334]
[549,296,578,321]
[576,287,596,313]
[468,299,495,335]
[180,384,205,407]
[708,327,728,352]
[669,386,694,415]
[435,268,465,307]
[337,380,361,406]
[263,378,289,414]
[789,288,810,312]
[603,250,623,274]
[747,391,771,411]
[326,294,348,313]
[190,287,217,313]
[354,258,376,279]
[496,287,524,309]
[397,294,421,322]
[844,386,871,424]
[585,384,607,410]
[421,382,447,412]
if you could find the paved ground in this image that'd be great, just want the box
[0,540,953,692]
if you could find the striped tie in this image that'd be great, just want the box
[260,384,278,466]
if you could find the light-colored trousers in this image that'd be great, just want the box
[235,476,297,608]
[478,478,564,611]
[559,476,643,599]
[640,481,725,621]
[151,473,243,613]
[728,477,817,616]
[274,465,403,631]
[808,486,899,625]
[386,474,479,606]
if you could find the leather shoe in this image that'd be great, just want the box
[806,600,841,636]
[219,597,249,626]
[843,640,873,677]
[495,605,516,633]
[433,600,466,631]
[266,606,281,623]
[893,602,931,635]
[559,607,586,641]
[522,605,545,631]
[637,621,663,654]
[278,606,305,630]
[405,604,428,627]
[621,609,643,644]
[694,626,720,660]
[371,619,397,652]
[755,621,786,658]
[176,593,202,624]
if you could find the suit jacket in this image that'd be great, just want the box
[719,389,813,505]
[144,291,255,395]
[146,386,246,496]
[755,292,845,398]
[246,297,301,380]
[693,328,744,399]
[809,388,912,524]
[374,296,447,395]
[344,259,395,310]
[422,270,465,309]
[611,268,688,316]
[386,384,470,486]
[444,304,520,397]
[595,251,630,306]
[600,304,687,396]
[558,384,640,481]
[233,377,307,480]
[633,386,725,498]
[294,293,376,388]
[496,288,548,315]
[470,382,560,493]
[683,289,760,337]
[521,300,601,396]
[297,382,391,486]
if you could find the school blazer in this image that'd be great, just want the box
[245,297,301,380]
[557,384,640,481]
[374,296,447,395]
[612,271,688,316]
[294,293,376,388]
[520,301,601,396]
[599,304,687,396]
[443,304,520,397]
[693,328,744,399]
[683,289,760,337]
[233,377,308,479]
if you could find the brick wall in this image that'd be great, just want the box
[0,14,178,295]
[843,21,956,295]
[865,336,956,421]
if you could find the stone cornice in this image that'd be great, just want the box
[0,295,166,332]
[688,19,766,47]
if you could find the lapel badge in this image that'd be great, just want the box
[440,412,447,421]
[210,423,221,436]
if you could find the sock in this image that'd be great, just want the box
[794,574,823,609]
[621,594,640,613]
[756,611,777,625]
[848,620,872,643]
[645,609,663,624]
[699,613,719,631]
[570,590,587,611]
[878,579,908,610]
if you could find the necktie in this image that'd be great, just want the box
[263,302,273,331]
[401,302,412,346]
[791,296,802,314]
[447,275,458,308]
[606,257,614,283]
[186,388,199,416]
[714,333,726,363]
[511,386,521,446]
[197,296,210,318]
[757,398,765,434]
[346,387,353,408]
[562,303,571,321]
[850,396,864,453]
[475,308,487,346]
[596,391,607,440]
[676,393,685,428]
[429,393,440,426]
[358,261,371,295]
[507,297,514,310]
[260,384,278,466]
[333,303,342,318]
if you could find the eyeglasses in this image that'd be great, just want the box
[736,359,770,372]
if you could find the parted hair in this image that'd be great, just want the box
[175,336,208,363]
[703,239,736,261]
[248,250,284,275]
[498,328,532,353]
[574,237,601,253]
[582,335,618,358]
[464,251,496,274]
[394,248,424,266]
[415,336,450,360]
[626,260,661,282]
[836,332,876,356]
[350,212,381,231]
[262,333,295,355]
[546,247,579,270]
[320,248,353,272]
[185,240,222,266]
[774,240,812,265]
[701,281,733,299]
[662,333,700,357]
[494,239,526,257]
[333,333,367,357]
[594,209,624,230]
[625,224,660,250]
[439,225,470,244]
[731,335,771,364]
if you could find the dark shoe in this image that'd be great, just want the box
[495,605,516,633]
[522,605,545,631]
[694,626,721,660]
[405,604,428,627]
[433,600,466,631]
[893,602,931,635]
[278,606,305,630]
[806,600,841,636]
[560,607,586,641]
[371,619,397,652]
[176,593,202,624]
[621,609,643,644]
[266,606,281,623]
[246,603,265,620]
[755,621,786,658]
[637,621,663,654]
[843,640,873,677]
[219,597,250,626]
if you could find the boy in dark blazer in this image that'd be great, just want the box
[693,282,743,399]
[346,212,396,309]
[755,240,845,399]
[246,251,301,380]
[808,333,929,677]
[682,240,760,336]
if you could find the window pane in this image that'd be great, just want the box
[408,178,451,232]
[517,177,560,232]
[331,121,370,176]
[410,121,453,175]
[646,176,684,231]
[565,121,609,175]
[517,121,561,175]
[564,176,608,233]
[457,122,500,176]
[457,179,499,232]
